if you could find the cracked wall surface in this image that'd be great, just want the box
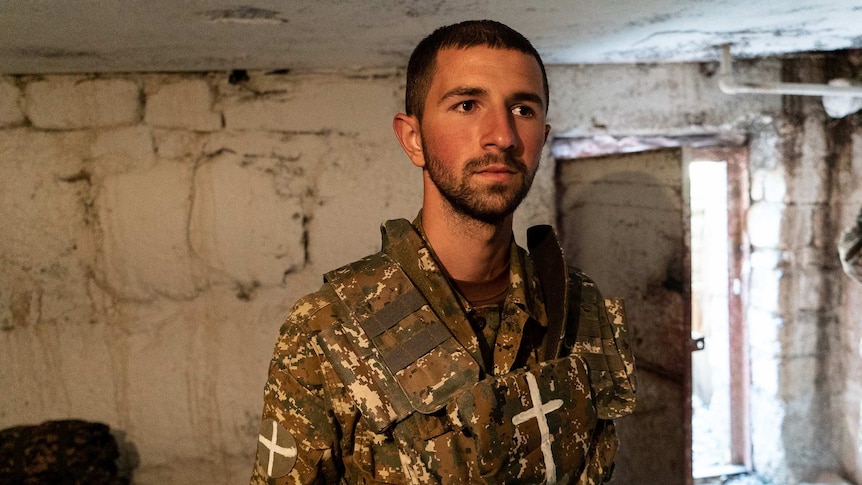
[0,71,428,483]
[1,54,861,484]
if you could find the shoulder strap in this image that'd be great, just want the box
[527,224,578,360]
[527,225,636,419]
[562,269,583,357]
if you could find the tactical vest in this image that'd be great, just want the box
[315,219,636,484]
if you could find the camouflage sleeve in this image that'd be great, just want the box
[839,209,862,283]
[250,287,349,485]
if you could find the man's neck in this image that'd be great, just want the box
[420,203,514,284]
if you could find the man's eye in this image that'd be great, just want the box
[455,101,475,112]
[512,105,535,117]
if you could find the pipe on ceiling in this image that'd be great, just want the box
[718,44,862,98]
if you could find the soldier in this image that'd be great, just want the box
[839,204,862,283]
[251,20,636,484]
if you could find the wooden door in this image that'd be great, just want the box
[557,148,692,485]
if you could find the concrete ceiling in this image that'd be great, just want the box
[2,0,861,75]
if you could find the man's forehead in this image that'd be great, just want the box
[432,47,542,83]
[429,46,546,102]
[434,45,538,66]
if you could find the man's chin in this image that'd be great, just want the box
[457,198,522,225]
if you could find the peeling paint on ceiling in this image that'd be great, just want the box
[199,6,289,25]
[1,0,861,74]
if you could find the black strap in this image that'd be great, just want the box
[528,225,571,360]
[527,224,582,360]
[562,270,584,357]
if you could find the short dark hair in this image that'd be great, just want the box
[405,20,549,120]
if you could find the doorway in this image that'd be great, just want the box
[690,146,751,479]
[554,138,750,484]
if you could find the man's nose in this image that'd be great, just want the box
[481,108,518,151]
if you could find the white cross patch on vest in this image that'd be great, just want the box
[257,418,298,478]
[512,372,564,485]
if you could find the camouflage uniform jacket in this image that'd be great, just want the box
[251,216,635,484]
[839,206,862,283]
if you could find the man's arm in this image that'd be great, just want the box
[839,204,862,283]
[250,290,345,484]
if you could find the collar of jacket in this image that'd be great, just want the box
[380,213,549,374]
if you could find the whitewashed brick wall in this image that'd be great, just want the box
[1,55,860,484]
[25,78,141,129]
[0,69,421,484]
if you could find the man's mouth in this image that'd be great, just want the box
[475,164,518,174]
[467,154,526,176]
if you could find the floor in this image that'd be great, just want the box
[692,394,774,485]
[696,475,774,485]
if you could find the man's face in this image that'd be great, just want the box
[417,46,550,224]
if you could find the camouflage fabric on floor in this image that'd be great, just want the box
[0,419,126,485]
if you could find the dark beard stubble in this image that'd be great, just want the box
[423,144,537,225]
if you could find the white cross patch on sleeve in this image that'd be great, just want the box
[257,418,298,478]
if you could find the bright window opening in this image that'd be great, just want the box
[690,160,746,479]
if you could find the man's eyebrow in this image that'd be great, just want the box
[438,86,488,105]
[510,91,545,109]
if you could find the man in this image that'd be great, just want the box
[839,204,862,283]
[251,20,635,484]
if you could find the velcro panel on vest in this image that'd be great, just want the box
[316,322,414,433]
[322,252,479,426]
[571,282,637,420]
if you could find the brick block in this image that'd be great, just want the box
[792,268,826,311]
[201,131,330,200]
[189,151,306,287]
[780,311,820,357]
[89,126,157,177]
[748,130,780,171]
[124,307,197,460]
[748,201,784,248]
[145,79,221,131]
[97,161,200,300]
[308,137,418,272]
[779,356,819,399]
[785,117,829,204]
[152,129,206,160]
[853,133,862,180]
[750,168,786,203]
[0,78,24,127]
[840,133,862,205]
[781,204,814,249]
[25,77,140,130]
[749,265,781,314]
[749,248,782,271]
[787,166,829,205]
[222,74,399,135]
[749,334,781,396]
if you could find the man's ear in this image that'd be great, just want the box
[393,113,425,168]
